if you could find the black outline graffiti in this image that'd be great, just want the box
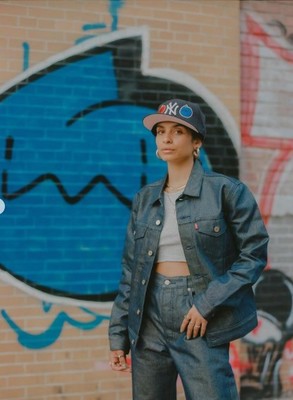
[2,135,131,207]
[268,20,293,45]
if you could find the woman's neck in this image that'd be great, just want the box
[166,159,194,190]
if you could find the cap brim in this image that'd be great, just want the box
[143,114,199,135]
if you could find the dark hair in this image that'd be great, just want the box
[189,129,202,142]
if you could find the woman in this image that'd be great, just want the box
[108,99,269,399]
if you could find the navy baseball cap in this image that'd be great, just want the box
[143,99,206,140]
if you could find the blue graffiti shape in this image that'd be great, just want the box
[0,35,165,300]
[109,0,124,31]
[1,304,109,349]
[75,0,124,44]
[76,23,108,45]
[0,31,237,301]
[22,42,30,71]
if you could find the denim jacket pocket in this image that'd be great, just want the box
[133,223,148,240]
[195,218,227,259]
[133,223,148,256]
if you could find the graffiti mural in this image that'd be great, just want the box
[240,10,293,399]
[240,269,293,398]
[241,13,293,223]
[0,1,292,398]
[0,2,292,399]
[0,25,238,349]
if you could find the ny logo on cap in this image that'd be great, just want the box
[158,101,193,119]
[160,101,179,116]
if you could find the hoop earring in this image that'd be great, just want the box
[156,149,162,159]
[193,148,200,159]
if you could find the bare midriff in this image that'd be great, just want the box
[155,261,190,276]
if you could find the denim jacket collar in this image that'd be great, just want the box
[183,160,204,198]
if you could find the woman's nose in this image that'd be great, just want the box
[163,133,172,143]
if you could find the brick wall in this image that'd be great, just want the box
[0,0,292,399]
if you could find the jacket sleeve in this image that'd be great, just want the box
[108,193,138,353]
[193,182,269,319]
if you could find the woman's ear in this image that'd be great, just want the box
[193,138,202,149]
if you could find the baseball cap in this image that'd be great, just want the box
[143,99,206,140]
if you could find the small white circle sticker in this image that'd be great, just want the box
[0,199,6,214]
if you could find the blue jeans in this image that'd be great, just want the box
[131,273,239,400]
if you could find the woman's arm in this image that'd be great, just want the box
[108,193,138,353]
[193,182,269,319]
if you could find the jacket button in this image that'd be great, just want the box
[213,226,220,233]
[131,339,135,345]
[155,219,161,226]
[148,250,153,256]
[141,279,146,285]
[136,309,141,315]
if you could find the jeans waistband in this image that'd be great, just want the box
[151,272,204,289]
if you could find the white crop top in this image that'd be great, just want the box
[156,190,187,262]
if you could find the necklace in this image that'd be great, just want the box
[166,183,186,192]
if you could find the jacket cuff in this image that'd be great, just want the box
[109,334,130,353]
[193,294,215,320]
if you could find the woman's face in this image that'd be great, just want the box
[155,121,201,163]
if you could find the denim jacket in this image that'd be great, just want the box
[109,161,269,351]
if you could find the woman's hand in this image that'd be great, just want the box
[109,350,131,372]
[180,305,208,339]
